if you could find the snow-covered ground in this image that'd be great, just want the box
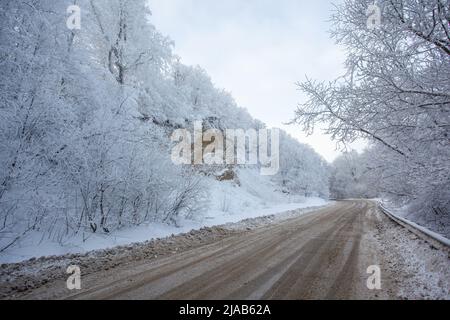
[369,211,450,299]
[0,169,329,264]
[380,199,450,240]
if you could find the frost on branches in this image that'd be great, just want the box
[0,0,330,253]
[293,0,450,236]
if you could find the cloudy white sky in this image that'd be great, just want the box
[148,0,365,162]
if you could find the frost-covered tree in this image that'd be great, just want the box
[0,0,86,247]
[329,151,378,199]
[276,132,330,198]
[0,0,204,249]
[292,0,450,231]
[0,0,332,252]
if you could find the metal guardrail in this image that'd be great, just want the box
[378,202,450,248]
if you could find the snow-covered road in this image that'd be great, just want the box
[10,200,449,300]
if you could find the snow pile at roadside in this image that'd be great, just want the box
[202,169,328,227]
[372,211,450,299]
[380,200,450,240]
[0,226,237,299]
[0,202,331,299]
[0,169,329,264]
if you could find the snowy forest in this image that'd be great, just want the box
[0,0,449,261]
[0,0,330,257]
[294,0,450,236]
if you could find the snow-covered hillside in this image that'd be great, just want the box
[0,1,330,262]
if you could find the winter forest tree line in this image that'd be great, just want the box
[294,0,449,236]
[0,0,329,251]
[1,0,448,252]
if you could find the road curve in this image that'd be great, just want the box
[27,200,396,300]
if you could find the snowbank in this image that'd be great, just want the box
[0,169,329,264]
[380,200,450,240]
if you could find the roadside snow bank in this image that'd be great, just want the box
[0,201,330,299]
[0,171,329,264]
[371,211,450,299]
[380,200,450,240]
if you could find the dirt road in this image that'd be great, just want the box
[22,200,401,300]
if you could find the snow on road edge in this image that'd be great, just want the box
[0,202,331,299]
[371,207,450,300]
[0,186,329,264]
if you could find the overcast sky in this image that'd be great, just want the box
[148,0,365,162]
